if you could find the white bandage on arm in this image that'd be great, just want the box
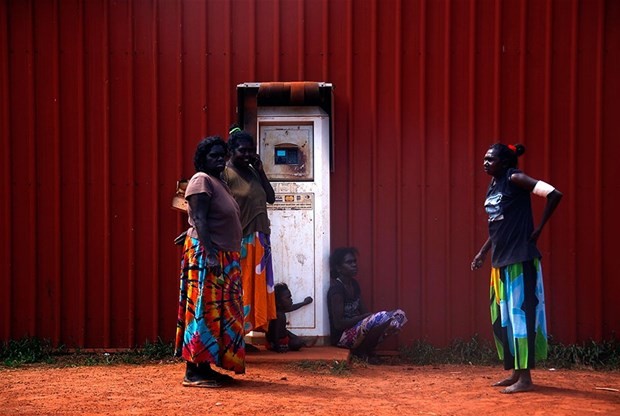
[532,180,555,197]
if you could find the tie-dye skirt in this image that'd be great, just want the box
[490,258,548,370]
[175,236,246,374]
[240,231,277,333]
[337,309,408,349]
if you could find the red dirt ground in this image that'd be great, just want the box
[1,352,619,415]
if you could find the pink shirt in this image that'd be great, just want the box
[185,172,242,252]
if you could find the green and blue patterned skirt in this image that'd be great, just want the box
[490,258,548,370]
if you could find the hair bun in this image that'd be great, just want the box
[513,143,526,157]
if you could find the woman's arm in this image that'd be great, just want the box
[187,192,221,274]
[510,172,563,243]
[329,292,371,331]
[251,156,276,204]
[353,281,372,318]
[471,238,492,271]
[530,189,562,242]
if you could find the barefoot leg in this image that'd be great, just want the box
[492,370,519,387]
[500,370,534,394]
[354,319,393,357]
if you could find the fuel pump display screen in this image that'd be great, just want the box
[259,123,313,181]
[274,147,299,165]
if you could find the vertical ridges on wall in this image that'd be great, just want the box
[25,0,37,337]
[51,0,62,346]
[346,0,353,245]
[174,0,184,261]
[150,0,161,341]
[77,0,87,347]
[102,0,111,348]
[273,0,280,80]
[519,0,527,145]
[297,0,304,80]
[321,0,329,80]
[0,0,617,348]
[394,0,404,342]
[127,0,136,348]
[369,0,378,307]
[443,0,451,342]
[567,0,579,342]
[0,0,12,340]
[467,0,477,337]
[592,0,604,341]
[494,0,501,139]
[418,0,428,341]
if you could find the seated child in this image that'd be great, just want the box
[266,283,315,352]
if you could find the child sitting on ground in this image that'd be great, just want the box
[266,283,316,352]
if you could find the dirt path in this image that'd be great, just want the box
[1,362,619,415]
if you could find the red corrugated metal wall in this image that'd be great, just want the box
[1,0,618,348]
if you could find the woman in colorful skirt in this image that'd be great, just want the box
[176,136,245,388]
[471,143,562,393]
[327,247,408,364]
[223,126,277,335]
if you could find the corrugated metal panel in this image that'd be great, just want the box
[0,0,618,348]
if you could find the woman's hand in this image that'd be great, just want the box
[252,154,276,204]
[471,238,491,271]
[206,251,222,276]
[250,154,264,171]
[303,296,313,305]
[471,251,486,271]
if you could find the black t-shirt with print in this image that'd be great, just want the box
[485,168,541,268]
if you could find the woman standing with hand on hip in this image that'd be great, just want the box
[471,143,562,394]
[223,126,277,334]
[176,136,245,387]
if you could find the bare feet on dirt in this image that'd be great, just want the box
[500,380,534,394]
[492,375,519,387]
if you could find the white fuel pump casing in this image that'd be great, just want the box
[257,106,330,340]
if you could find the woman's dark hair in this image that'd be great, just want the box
[488,143,526,169]
[227,123,254,151]
[193,135,227,173]
[329,247,359,279]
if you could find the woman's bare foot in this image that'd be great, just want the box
[492,376,519,387]
[383,319,400,337]
[496,369,533,393]
[500,379,534,394]
[492,370,518,387]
